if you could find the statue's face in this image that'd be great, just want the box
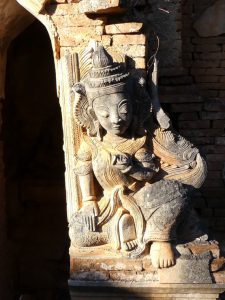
[93,92,132,136]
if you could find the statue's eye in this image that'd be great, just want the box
[98,110,109,118]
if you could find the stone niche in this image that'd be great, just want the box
[15,0,225,299]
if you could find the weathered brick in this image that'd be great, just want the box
[201,112,225,120]
[202,145,225,154]
[204,178,224,187]
[171,103,203,112]
[195,45,222,52]
[195,75,219,83]
[193,197,205,209]
[200,90,219,98]
[58,27,103,46]
[105,23,143,34]
[213,120,225,129]
[193,60,221,68]
[179,120,210,129]
[192,68,225,76]
[197,83,225,90]
[194,53,225,60]
[189,137,215,145]
[207,171,223,179]
[46,3,79,15]
[214,209,225,217]
[180,129,224,137]
[160,76,193,85]
[207,198,225,208]
[200,208,213,217]
[202,187,225,197]
[110,45,145,57]
[207,159,225,170]
[178,112,199,121]
[219,91,225,98]
[113,34,146,46]
[216,137,225,145]
[160,95,203,104]
[78,0,121,14]
[204,100,225,112]
[192,37,225,45]
[126,57,145,69]
[219,76,225,83]
[71,271,109,281]
[51,14,106,27]
[99,35,111,47]
[206,154,225,161]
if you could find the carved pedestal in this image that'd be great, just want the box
[69,284,225,300]
[69,242,225,299]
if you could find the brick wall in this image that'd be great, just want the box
[157,0,225,239]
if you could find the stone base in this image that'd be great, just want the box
[69,282,225,300]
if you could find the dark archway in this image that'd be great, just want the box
[3,20,70,299]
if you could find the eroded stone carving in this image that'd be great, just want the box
[69,45,207,269]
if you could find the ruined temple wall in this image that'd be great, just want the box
[150,0,225,238]
[181,0,225,235]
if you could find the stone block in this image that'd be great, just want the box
[195,76,219,83]
[46,3,79,16]
[207,198,225,209]
[197,83,225,90]
[201,112,225,120]
[112,34,146,46]
[78,0,123,14]
[160,95,203,104]
[216,137,225,145]
[189,137,215,145]
[58,27,102,46]
[179,120,210,129]
[206,153,225,161]
[195,45,222,52]
[171,103,203,112]
[204,100,225,112]
[212,119,225,128]
[202,145,225,154]
[178,112,199,121]
[180,129,224,137]
[110,45,146,57]
[52,14,106,27]
[126,57,146,69]
[105,23,143,34]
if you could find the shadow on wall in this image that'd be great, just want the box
[3,20,70,299]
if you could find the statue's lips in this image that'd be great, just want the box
[112,125,122,129]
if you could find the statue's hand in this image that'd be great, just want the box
[112,154,133,174]
[80,201,99,232]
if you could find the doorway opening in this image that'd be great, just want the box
[3,20,70,298]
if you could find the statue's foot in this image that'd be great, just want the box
[150,241,175,268]
[119,214,137,251]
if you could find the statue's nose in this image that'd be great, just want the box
[111,113,121,124]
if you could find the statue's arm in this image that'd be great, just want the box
[74,140,99,231]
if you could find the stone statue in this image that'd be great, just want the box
[69,45,207,269]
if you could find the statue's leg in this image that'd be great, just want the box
[119,214,138,251]
[146,196,187,268]
[134,179,189,268]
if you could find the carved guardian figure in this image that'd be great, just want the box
[69,45,207,269]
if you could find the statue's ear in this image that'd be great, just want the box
[72,82,86,96]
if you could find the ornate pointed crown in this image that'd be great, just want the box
[85,46,130,102]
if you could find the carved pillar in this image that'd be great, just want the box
[16,0,147,220]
